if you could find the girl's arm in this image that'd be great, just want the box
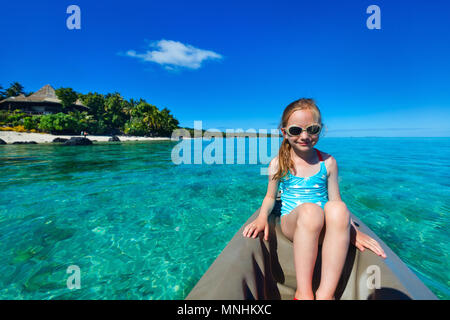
[327,155,387,258]
[258,157,280,218]
[243,157,280,240]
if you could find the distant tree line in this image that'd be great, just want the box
[0,82,179,137]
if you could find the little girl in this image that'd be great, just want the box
[243,98,386,300]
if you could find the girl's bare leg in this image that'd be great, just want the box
[281,203,324,300]
[316,200,350,300]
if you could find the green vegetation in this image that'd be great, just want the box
[38,113,84,134]
[55,88,78,111]
[0,82,180,137]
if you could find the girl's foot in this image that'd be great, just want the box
[315,293,335,300]
[315,288,335,300]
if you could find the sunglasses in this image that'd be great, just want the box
[284,123,322,136]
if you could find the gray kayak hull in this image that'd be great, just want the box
[186,204,437,300]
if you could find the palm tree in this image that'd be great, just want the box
[122,101,132,122]
[159,107,179,135]
[0,85,5,100]
[5,82,25,97]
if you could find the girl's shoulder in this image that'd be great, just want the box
[316,149,331,160]
[316,149,337,175]
[268,156,280,175]
[270,155,279,165]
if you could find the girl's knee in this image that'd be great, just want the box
[296,203,324,232]
[324,201,350,229]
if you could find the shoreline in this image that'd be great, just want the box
[1,132,446,144]
[0,131,171,144]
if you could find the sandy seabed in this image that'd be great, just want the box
[0,131,171,144]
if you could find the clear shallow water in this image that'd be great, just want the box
[0,137,448,299]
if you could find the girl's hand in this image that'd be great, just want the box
[352,228,387,259]
[242,216,269,241]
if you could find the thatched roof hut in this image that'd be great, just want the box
[0,84,89,114]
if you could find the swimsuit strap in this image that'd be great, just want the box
[315,148,323,162]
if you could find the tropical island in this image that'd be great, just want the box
[0,82,281,145]
[0,82,179,137]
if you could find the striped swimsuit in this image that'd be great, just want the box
[279,149,329,217]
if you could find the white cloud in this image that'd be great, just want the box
[125,39,223,70]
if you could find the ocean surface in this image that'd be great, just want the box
[0,137,448,299]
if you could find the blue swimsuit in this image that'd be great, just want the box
[279,149,329,217]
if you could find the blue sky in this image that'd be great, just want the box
[1,0,449,137]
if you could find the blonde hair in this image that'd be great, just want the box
[273,98,323,181]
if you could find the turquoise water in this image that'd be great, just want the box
[0,137,448,299]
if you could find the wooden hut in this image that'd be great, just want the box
[0,84,88,115]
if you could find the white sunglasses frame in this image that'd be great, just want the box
[284,123,322,136]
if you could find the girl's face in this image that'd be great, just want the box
[281,109,320,152]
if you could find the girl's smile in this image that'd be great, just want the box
[282,110,320,152]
